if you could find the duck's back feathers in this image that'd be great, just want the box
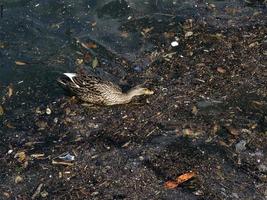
[58,72,123,105]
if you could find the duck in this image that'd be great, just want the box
[58,72,154,106]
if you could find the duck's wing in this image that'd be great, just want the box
[59,72,122,92]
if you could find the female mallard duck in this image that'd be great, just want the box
[58,72,154,106]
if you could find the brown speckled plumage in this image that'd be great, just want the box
[58,72,154,105]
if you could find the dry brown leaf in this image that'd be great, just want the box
[143,27,154,34]
[15,175,23,184]
[84,42,97,49]
[226,127,240,136]
[192,106,198,115]
[0,105,4,116]
[7,84,13,98]
[217,67,226,73]
[163,32,176,38]
[14,151,26,163]
[120,31,129,38]
[6,123,16,129]
[15,61,27,66]
[164,171,196,189]
[91,21,97,27]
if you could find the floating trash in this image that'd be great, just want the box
[58,152,75,161]
[171,41,179,47]
[46,107,52,115]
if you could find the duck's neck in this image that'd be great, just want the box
[117,89,142,104]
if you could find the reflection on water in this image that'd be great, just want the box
[0,0,266,101]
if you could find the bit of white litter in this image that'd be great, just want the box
[46,108,52,115]
[185,31,193,38]
[171,41,179,47]
[8,149,13,154]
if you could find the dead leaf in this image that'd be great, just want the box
[217,67,226,74]
[84,42,97,49]
[76,58,83,65]
[164,171,196,189]
[14,151,26,163]
[163,32,176,38]
[92,57,98,68]
[143,27,154,34]
[91,21,97,27]
[6,123,16,129]
[15,61,27,66]
[31,154,45,159]
[226,127,240,136]
[0,105,4,116]
[7,84,13,98]
[192,106,198,115]
[185,31,193,38]
[15,175,23,184]
[0,42,4,48]
[120,31,129,38]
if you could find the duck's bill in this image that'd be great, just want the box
[145,89,154,95]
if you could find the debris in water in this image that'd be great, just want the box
[14,151,26,163]
[192,105,198,115]
[58,152,75,161]
[40,190,48,198]
[15,61,27,66]
[7,149,13,154]
[31,183,43,199]
[46,107,52,115]
[15,176,23,184]
[164,171,196,189]
[92,57,98,68]
[0,105,4,116]
[185,31,193,38]
[52,160,74,166]
[31,154,45,159]
[235,140,247,153]
[7,84,13,98]
[217,67,226,74]
[171,41,179,47]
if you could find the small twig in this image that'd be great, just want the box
[31,183,43,199]
[52,160,74,166]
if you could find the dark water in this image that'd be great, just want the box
[0,1,266,199]
[0,0,265,92]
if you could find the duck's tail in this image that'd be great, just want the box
[57,73,80,88]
